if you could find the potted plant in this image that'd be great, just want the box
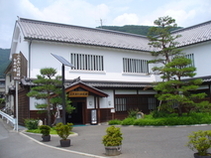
[102,125,123,156]
[55,122,73,147]
[186,130,211,158]
[39,125,51,142]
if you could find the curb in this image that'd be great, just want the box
[20,132,107,158]
[112,124,211,128]
[22,130,78,137]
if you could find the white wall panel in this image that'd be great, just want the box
[100,90,114,108]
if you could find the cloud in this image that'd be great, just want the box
[139,0,211,27]
[30,0,110,27]
[0,0,210,48]
[112,13,139,26]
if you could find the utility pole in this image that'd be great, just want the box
[96,18,105,28]
[100,19,103,28]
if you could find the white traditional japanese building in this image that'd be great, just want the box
[5,17,211,125]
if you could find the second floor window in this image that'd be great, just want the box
[71,53,104,71]
[123,58,149,73]
[185,53,195,67]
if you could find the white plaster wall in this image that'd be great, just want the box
[28,41,157,83]
[115,89,137,94]
[99,90,114,108]
[138,90,156,94]
[183,42,211,78]
[29,97,46,110]
[87,95,94,109]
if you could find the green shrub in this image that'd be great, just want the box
[151,110,171,118]
[108,119,122,125]
[102,126,123,146]
[134,118,165,126]
[109,112,211,126]
[24,119,39,130]
[186,130,211,156]
[122,118,135,125]
[55,122,73,140]
[128,109,139,118]
[39,125,51,136]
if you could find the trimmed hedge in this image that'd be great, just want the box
[108,112,211,126]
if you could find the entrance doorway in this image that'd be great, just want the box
[66,101,84,124]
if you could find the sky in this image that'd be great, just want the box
[0,0,210,49]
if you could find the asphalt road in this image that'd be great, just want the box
[1,118,211,158]
[0,119,104,158]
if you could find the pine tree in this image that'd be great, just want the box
[147,16,182,81]
[148,16,210,116]
[154,56,209,115]
[27,68,74,125]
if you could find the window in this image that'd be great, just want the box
[115,98,127,112]
[185,53,194,67]
[71,53,104,71]
[123,58,148,73]
[148,97,157,110]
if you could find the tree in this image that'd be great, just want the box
[154,56,209,116]
[27,68,74,125]
[147,16,182,81]
[148,16,210,116]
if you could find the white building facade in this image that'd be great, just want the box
[5,18,211,125]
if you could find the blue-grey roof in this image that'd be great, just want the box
[173,20,211,47]
[18,18,151,52]
[17,18,211,51]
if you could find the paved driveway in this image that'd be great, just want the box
[25,124,211,158]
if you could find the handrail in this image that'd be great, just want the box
[0,110,16,130]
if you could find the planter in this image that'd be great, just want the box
[42,135,51,142]
[105,146,121,156]
[194,153,211,158]
[60,139,71,147]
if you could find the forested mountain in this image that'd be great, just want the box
[0,49,10,78]
[96,25,182,36]
[97,25,151,36]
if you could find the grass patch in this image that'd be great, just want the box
[26,128,57,134]
[108,119,122,125]
[108,112,211,126]
[26,128,74,135]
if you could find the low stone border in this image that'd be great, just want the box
[22,129,78,137]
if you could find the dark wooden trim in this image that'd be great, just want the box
[66,83,108,97]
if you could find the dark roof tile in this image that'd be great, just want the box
[18,18,211,51]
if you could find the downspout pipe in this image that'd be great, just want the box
[28,39,32,80]
[28,39,32,119]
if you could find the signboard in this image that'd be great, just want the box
[111,109,115,113]
[69,91,89,97]
[13,54,21,81]
[91,109,97,124]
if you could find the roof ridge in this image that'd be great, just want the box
[171,20,211,34]
[19,17,147,39]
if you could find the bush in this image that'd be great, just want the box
[134,118,165,126]
[108,119,122,125]
[55,122,73,140]
[122,118,135,125]
[39,125,51,136]
[24,119,39,130]
[128,109,139,118]
[151,110,171,118]
[108,112,211,126]
[186,130,211,156]
[102,126,123,146]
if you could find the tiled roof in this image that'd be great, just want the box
[83,81,153,88]
[18,18,151,52]
[17,18,211,51]
[20,77,153,88]
[173,20,211,47]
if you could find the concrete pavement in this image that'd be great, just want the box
[1,118,211,158]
